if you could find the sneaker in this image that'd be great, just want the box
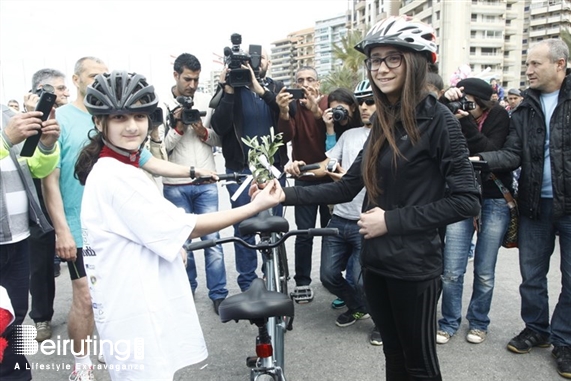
[54,262,61,277]
[69,368,96,381]
[466,329,487,344]
[507,327,551,354]
[331,298,346,309]
[553,346,571,379]
[290,285,314,304]
[369,326,383,346]
[335,310,370,327]
[436,330,451,344]
[35,321,51,342]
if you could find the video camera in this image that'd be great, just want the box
[223,33,262,87]
[174,96,207,125]
[446,95,476,114]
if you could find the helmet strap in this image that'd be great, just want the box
[102,138,142,163]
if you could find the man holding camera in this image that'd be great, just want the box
[23,68,69,344]
[161,53,228,314]
[211,45,288,292]
[275,66,330,303]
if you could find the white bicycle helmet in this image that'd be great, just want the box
[355,16,438,63]
[85,71,158,116]
[354,80,373,99]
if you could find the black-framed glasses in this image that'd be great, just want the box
[358,98,375,106]
[364,54,404,71]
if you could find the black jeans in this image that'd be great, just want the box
[293,179,331,287]
[0,240,32,381]
[28,225,56,323]
[363,269,442,381]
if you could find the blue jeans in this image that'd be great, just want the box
[320,215,365,311]
[224,167,285,291]
[518,198,571,347]
[163,182,228,301]
[293,179,331,286]
[0,240,32,380]
[439,198,510,334]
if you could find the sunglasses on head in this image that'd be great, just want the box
[358,98,375,106]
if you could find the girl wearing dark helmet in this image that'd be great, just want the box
[74,71,282,381]
[278,16,480,380]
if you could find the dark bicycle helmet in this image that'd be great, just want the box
[354,79,373,99]
[355,16,438,64]
[84,71,158,116]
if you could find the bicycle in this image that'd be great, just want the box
[187,203,337,381]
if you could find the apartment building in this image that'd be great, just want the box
[271,28,315,87]
[314,14,349,79]
[349,0,570,90]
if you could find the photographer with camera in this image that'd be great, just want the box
[22,68,69,346]
[276,66,330,303]
[211,37,288,292]
[322,88,362,151]
[160,53,228,314]
[437,77,512,346]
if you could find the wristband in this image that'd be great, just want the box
[190,166,196,179]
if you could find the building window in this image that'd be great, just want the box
[471,13,478,22]
[470,47,476,55]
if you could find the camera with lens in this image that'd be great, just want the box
[173,96,207,125]
[331,105,349,122]
[223,33,262,87]
[447,95,476,114]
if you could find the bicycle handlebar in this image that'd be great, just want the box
[185,227,338,252]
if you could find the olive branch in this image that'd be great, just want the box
[241,127,284,184]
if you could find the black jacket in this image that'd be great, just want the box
[211,79,288,171]
[458,104,512,198]
[480,71,571,219]
[283,95,481,281]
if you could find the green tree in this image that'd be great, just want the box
[322,28,367,93]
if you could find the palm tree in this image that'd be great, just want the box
[323,28,367,92]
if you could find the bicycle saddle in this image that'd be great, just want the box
[239,210,289,236]
[219,279,294,323]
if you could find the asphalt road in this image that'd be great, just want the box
[24,155,564,381]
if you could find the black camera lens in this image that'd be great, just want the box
[331,105,349,122]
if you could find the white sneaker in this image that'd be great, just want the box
[466,329,487,344]
[436,330,451,344]
[97,351,105,364]
[69,367,96,381]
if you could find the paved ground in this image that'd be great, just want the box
[24,155,565,380]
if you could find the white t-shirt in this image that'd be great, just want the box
[81,157,207,380]
[326,126,370,220]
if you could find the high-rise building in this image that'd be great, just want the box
[314,14,349,79]
[271,27,315,87]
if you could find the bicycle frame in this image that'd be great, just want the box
[186,211,337,381]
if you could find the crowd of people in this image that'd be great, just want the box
[0,14,570,381]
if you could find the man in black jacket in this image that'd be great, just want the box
[478,38,571,379]
[211,49,287,292]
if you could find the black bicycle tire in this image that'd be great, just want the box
[277,240,289,296]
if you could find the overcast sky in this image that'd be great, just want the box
[0,0,349,102]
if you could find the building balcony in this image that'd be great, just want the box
[469,54,504,66]
[471,4,506,16]
[505,9,519,20]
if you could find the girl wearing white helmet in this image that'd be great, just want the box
[75,71,282,380]
[279,16,480,380]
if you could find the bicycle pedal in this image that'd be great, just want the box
[290,286,314,304]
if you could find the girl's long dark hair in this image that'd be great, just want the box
[328,88,362,136]
[362,49,429,204]
[74,116,108,185]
